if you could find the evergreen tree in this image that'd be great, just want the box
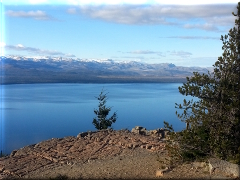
[93,89,117,130]
[170,2,240,164]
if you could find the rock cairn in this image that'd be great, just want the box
[0,127,166,178]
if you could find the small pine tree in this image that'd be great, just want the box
[92,89,117,130]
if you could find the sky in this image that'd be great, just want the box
[0,0,239,67]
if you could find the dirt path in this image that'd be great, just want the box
[0,129,236,179]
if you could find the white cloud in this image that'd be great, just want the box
[6,10,55,21]
[4,0,238,5]
[121,56,145,59]
[128,50,158,54]
[5,44,76,57]
[67,8,77,14]
[153,0,238,5]
[165,36,219,40]
[172,56,217,67]
[28,0,48,4]
[183,23,220,32]
[0,42,6,47]
[83,0,148,5]
[78,5,179,25]
[126,50,165,57]
[207,16,236,26]
[65,53,76,57]
[67,0,238,5]
[169,50,192,58]
[17,44,24,48]
[73,4,236,31]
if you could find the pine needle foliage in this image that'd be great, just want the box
[93,89,117,130]
[165,2,240,164]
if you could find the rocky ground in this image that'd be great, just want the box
[0,129,238,179]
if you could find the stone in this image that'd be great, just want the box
[131,126,168,138]
[52,158,58,163]
[127,144,133,148]
[10,150,17,157]
[132,143,138,148]
[156,168,170,177]
[191,161,207,169]
[209,158,240,177]
[146,145,152,149]
[131,126,147,135]
[108,128,113,132]
[135,126,143,130]
[131,128,139,134]
[77,131,96,138]
[0,128,168,178]
[151,147,156,151]
[0,166,5,173]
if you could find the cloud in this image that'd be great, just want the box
[169,50,192,58]
[165,36,219,40]
[128,50,157,54]
[171,56,218,67]
[78,5,179,25]
[5,44,76,57]
[124,49,192,58]
[126,50,165,57]
[68,4,236,31]
[4,0,238,5]
[5,10,56,21]
[28,0,49,4]
[121,56,145,59]
[0,42,6,47]
[153,0,238,5]
[67,8,77,14]
[207,16,236,27]
[65,53,76,57]
[65,0,238,5]
[16,44,24,48]
[67,0,149,5]
[183,23,220,32]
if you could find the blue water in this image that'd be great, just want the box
[0,83,192,154]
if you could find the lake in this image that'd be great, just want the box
[0,83,192,154]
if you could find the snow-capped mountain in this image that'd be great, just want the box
[0,56,213,84]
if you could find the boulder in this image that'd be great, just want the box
[156,167,170,177]
[191,161,208,170]
[10,150,17,157]
[209,158,240,177]
[77,132,88,138]
[135,126,143,130]
[146,145,152,149]
[131,126,146,135]
[131,126,168,138]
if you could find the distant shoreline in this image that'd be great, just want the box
[0,77,187,85]
[1,56,209,85]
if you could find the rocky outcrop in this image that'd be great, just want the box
[209,158,240,177]
[1,128,237,179]
[131,126,169,138]
[0,128,166,178]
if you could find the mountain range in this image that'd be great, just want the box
[0,56,213,84]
